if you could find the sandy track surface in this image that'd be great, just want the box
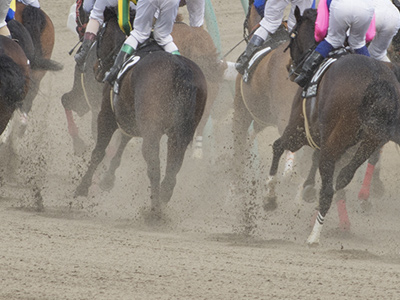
[0,1,399,299]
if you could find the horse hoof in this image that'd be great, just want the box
[360,200,373,213]
[302,185,317,203]
[263,197,277,211]
[371,179,385,199]
[99,174,115,192]
[338,220,351,231]
[192,147,203,159]
[74,185,88,198]
[72,136,86,156]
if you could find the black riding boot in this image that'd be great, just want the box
[74,32,96,71]
[294,50,325,88]
[103,45,134,84]
[235,35,264,75]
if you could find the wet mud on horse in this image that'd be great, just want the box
[265,8,400,245]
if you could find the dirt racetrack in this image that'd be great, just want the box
[0,1,400,299]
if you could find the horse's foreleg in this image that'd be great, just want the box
[307,156,335,245]
[160,136,189,205]
[99,133,132,192]
[301,150,320,203]
[142,134,162,212]
[263,138,285,211]
[74,102,117,198]
[64,109,86,156]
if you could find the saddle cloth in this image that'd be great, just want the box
[113,40,163,94]
[302,47,349,99]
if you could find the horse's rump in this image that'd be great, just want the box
[118,52,205,144]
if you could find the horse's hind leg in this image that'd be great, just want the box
[336,139,385,192]
[160,136,190,205]
[141,134,162,212]
[358,147,383,206]
[74,95,118,197]
[99,133,132,192]
[307,155,335,245]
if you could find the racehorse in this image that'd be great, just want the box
[265,8,400,245]
[232,0,300,199]
[61,8,225,158]
[0,36,30,136]
[74,12,207,214]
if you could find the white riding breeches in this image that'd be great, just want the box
[83,0,96,14]
[126,0,180,52]
[369,0,400,61]
[326,0,374,50]
[259,0,314,34]
[186,0,204,27]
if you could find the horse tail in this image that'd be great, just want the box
[172,58,198,147]
[0,55,28,106]
[359,80,398,136]
[21,6,63,71]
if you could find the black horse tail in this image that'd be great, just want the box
[172,57,197,147]
[0,55,28,106]
[359,80,399,137]
[21,6,63,71]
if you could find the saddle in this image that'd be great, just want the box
[243,25,289,83]
[302,47,350,99]
[114,38,164,94]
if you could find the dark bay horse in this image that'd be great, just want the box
[74,15,207,213]
[0,36,30,135]
[62,10,225,158]
[265,8,400,245]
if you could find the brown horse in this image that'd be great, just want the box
[61,9,225,158]
[265,8,400,245]
[74,13,207,213]
[232,1,299,196]
[0,36,30,135]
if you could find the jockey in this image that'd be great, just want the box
[235,0,314,75]
[294,0,375,87]
[74,0,137,70]
[0,0,13,38]
[103,0,181,84]
[368,0,400,62]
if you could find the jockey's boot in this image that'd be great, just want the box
[74,32,96,71]
[294,50,324,88]
[103,44,135,84]
[235,35,264,75]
